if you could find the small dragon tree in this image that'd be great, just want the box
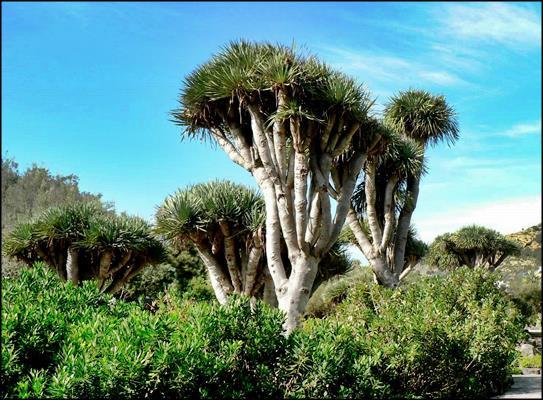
[155,181,268,305]
[347,90,458,288]
[172,41,378,332]
[426,225,521,272]
[3,203,165,293]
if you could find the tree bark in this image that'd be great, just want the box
[196,245,233,305]
[66,246,79,285]
[393,174,420,274]
[219,220,242,293]
[244,233,262,295]
[279,254,319,334]
[97,251,113,291]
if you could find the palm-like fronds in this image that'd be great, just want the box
[155,180,265,248]
[2,221,40,260]
[173,40,374,142]
[384,89,459,146]
[3,203,166,280]
[426,225,521,270]
[35,202,102,242]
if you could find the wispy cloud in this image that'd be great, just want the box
[499,121,541,138]
[415,195,541,242]
[438,3,541,49]
[320,46,466,89]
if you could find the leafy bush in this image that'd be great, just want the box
[324,267,527,399]
[518,354,541,369]
[2,265,527,399]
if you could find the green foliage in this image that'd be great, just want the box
[3,203,166,289]
[325,268,527,399]
[120,246,210,305]
[2,265,285,399]
[384,89,459,147]
[518,354,541,369]
[155,180,264,247]
[2,265,527,399]
[426,225,521,271]
[305,267,375,318]
[1,157,112,276]
[174,40,373,137]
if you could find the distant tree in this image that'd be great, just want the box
[1,157,112,235]
[3,203,165,293]
[347,90,457,288]
[156,181,268,305]
[426,225,521,271]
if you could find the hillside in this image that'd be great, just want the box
[506,223,542,266]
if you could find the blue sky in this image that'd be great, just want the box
[2,2,541,242]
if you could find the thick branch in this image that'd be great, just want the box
[244,232,263,295]
[294,151,310,252]
[393,174,421,274]
[326,153,366,252]
[364,161,383,250]
[219,220,242,293]
[195,244,233,304]
[380,176,399,253]
[211,128,253,171]
[347,208,375,259]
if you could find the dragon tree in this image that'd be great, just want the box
[172,41,379,332]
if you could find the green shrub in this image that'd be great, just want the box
[519,354,542,369]
[2,264,527,399]
[325,267,527,399]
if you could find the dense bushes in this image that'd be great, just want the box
[326,268,528,399]
[2,265,527,399]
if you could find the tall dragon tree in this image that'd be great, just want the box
[347,90,458,287]
[3,203,165,294]
[172,41,378,332]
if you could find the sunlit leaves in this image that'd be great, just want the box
[384,89,459,147]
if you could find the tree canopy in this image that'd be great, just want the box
[425,225,521,271]
[3,203,165,293]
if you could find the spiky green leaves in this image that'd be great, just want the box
[426,225,521,270]
[384,89,459,146]
[3,203,165,268]
[174,40,372,135]
[155,180,264,245]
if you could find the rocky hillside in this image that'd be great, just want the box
[506,223,541,266]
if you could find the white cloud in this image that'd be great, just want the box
[318,46,467,89]
[499,121,541,138]
[415,195,542,242]
[439,3,541,48]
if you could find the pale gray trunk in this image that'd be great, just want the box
[219,220,242,293]
[196,246,233,305]
[244,234,262,295]
[66,246,79,285]
[371,255,399,289]
[254,168,288,294]
[393,175,420,274]
[279,254,319,334]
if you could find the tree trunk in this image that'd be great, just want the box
[279,254,319,334]
[370,255,399,289]
[196,246,233,305]
[97,251,113,291]
[66,246,79,285]
[393,175,420,274]
[262,272,278,307]
[219,220,242,293]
